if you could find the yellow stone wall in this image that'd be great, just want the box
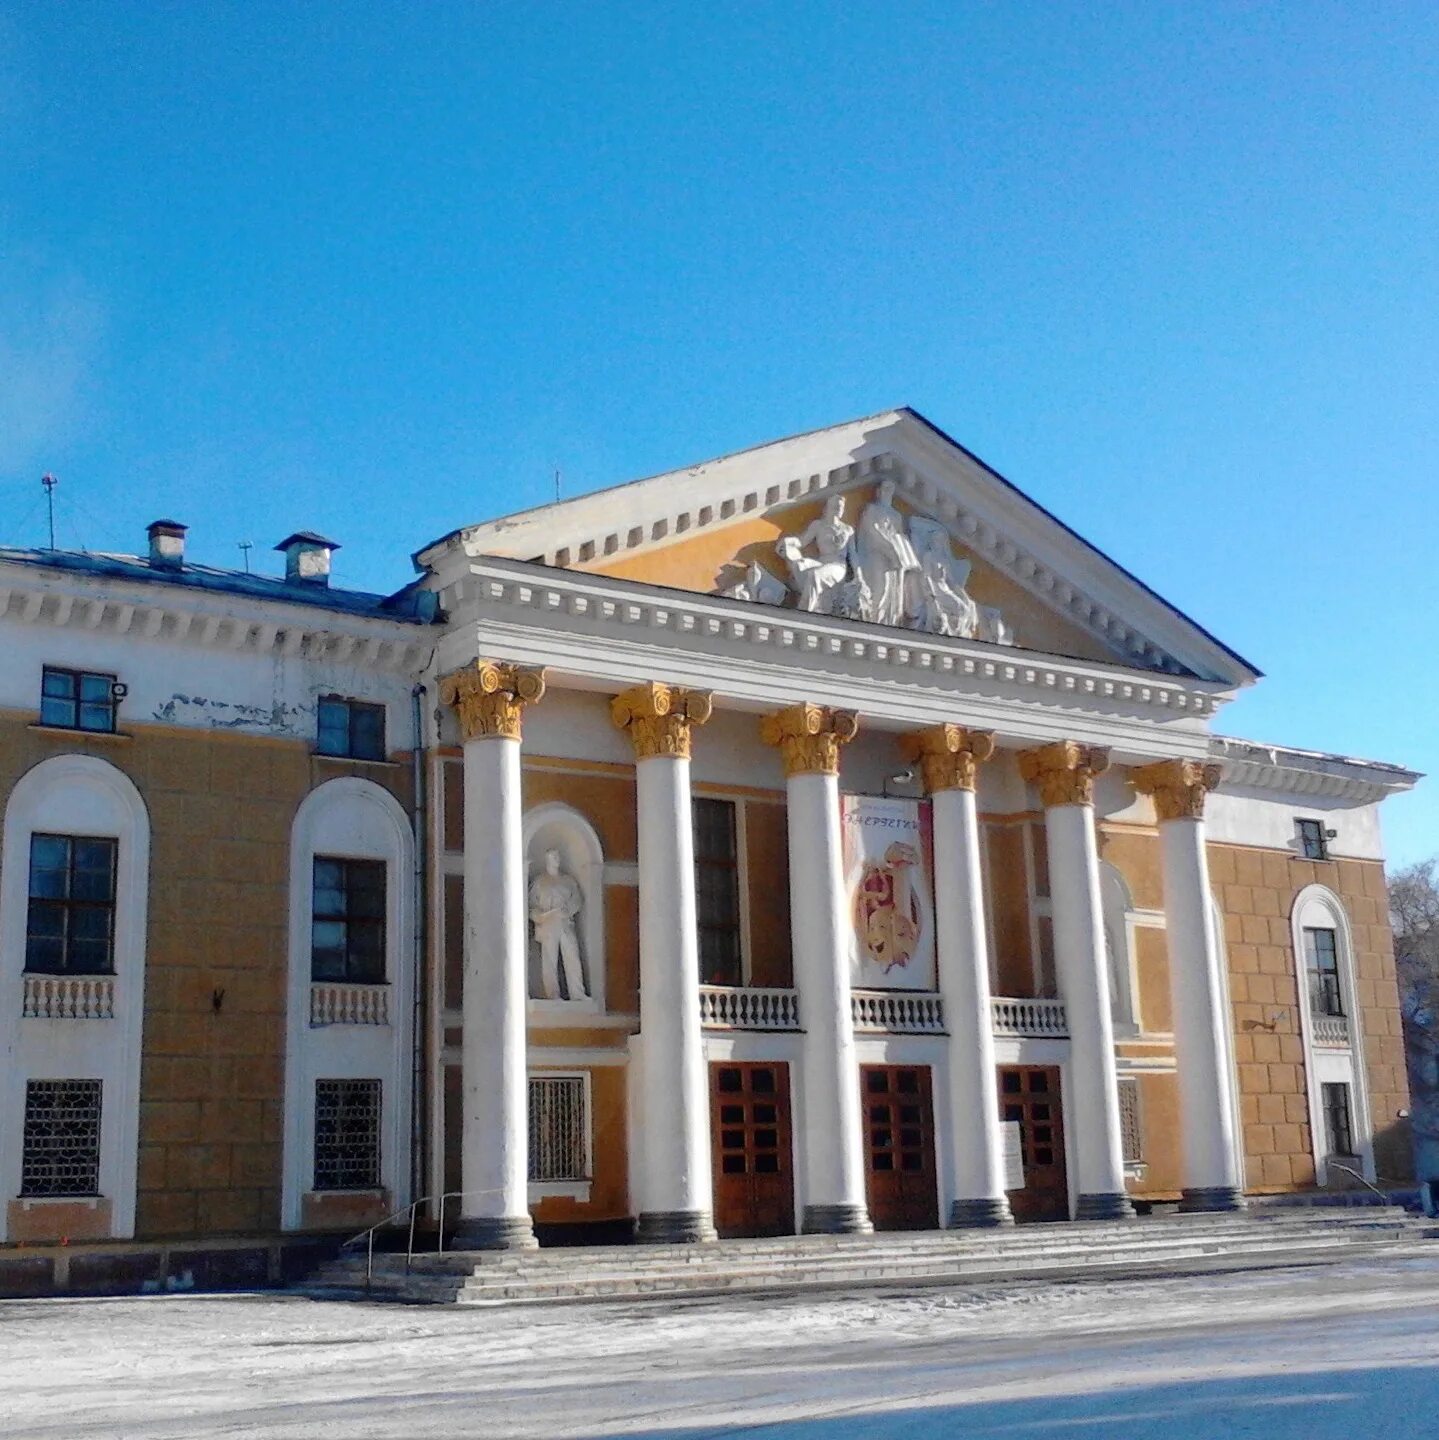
[0,710,412,1239]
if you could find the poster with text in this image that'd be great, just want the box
[841,794,936,991]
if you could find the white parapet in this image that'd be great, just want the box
[990,996,1068,1037]
[698,985,802,1031]
[850,990,946,1034]
[22,973,115,1020]
[1311,1013,1352,1049]
[309,981,390,1027]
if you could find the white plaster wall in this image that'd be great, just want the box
[1,621,419,747]
[1206,789,1385,862]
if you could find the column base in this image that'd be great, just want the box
[802,1203,873,1235]
[452,1215,538,1251]
[1076,1192,1135,1221]
[948,1196,1015,1228]
[635,1210,717,1244]
[1179,1185,1246,1214]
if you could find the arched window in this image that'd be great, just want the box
[0,755,151,1239]
[282,778,415,1230]
[1099,862,1139,1033]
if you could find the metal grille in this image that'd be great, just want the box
[22,1079,102,1197]
[1117,1077,1144,1165]
[528,1076,588,1182]
[313,1079,381,1190]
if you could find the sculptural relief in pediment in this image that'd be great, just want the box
[719,481,1014,645]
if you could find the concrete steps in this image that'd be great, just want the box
[299,1208,1435,1306]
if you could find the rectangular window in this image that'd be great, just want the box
[528,1075,589,1182]
[316,697,386,760]
[311,858,386,983]
[1304,927,1344,1017]
[25,834,117,975]
[1296,818,1329,862]
[693,797,742,987]
[1321,1081,1356,1158]
[313,1078,381,1190]
[21,1079,102,1197]
[40,667,119,733]
[1117,1077,1144,1165]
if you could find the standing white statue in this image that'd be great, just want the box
[776,494,855,613]
[528,848,587,1001]
[855,478,921,626]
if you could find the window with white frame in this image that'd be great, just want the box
[1321,1081,1356,1158]
[21,1078,103,1197]
[528,1075,589,1182]
[25,834,117,975]
[1304,927,1345,1017]
[1296,818,1330,862]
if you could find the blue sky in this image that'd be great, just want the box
[2,4,1435,861]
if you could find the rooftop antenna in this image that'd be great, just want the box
[238,540,253,574]
[40,474,58,549]
[554,467,562,503]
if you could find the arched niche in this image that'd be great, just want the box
[522,802,605,1013]
[1099,860,1139,1033]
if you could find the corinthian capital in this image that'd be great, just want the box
[1017,740,1111,808]
[760,701,859,778]
[1130,758,1224,821]
[439,661,547,741]
[610,682,714,760]
[899,724,996,794]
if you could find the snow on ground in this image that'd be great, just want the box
[3,1256,1438,1438]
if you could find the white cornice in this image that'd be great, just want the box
[0,561,434,674]
[1210,736,1420,805]
[432,556,1232,757]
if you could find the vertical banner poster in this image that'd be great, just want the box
[841,795,936,990]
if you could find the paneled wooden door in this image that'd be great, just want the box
[710,1062,795,1238]
[998,1064,1070,1222]
[861,1065,940,1231]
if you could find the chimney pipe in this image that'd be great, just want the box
[147,519,187,571]
[275,531,340,586]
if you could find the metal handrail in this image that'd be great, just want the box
[1327,1161,1390,1204]
[338,1187,508,1290]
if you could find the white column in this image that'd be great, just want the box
[762,703,871,1235]
[613,683,716,1242]
[439,662,546,1249]
[1133,760,1245,1211]
[1020,742,1134,1220]
[903,725,1012,1226]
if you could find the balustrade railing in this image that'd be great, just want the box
[22,973,115,1020]
[1311,1012,1351,1049]
[310,981,391,1027]
[697,985,801,1031]
[850,990,946,1034]
[990,996,1068,1037]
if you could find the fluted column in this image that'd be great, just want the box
[439,660,546,1249]
[1131,759,1245,1212]
[761,702,872,1235]
[612,682,717,1242]
[1017,741,1134,1220]
[900,724,1013,1227]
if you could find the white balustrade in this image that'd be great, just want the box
[990,996,1068,1037]
[850,990,946,1034]
[22,973,115,1020]
[1311,1012,1351,1049]
[310,981,391,1027]
[697,984,801,1031]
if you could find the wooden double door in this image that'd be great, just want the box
[998,1064,1070,1222]
[710,1062,795,1238]
[862,1065,939,1231]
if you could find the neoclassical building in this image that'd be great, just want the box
[0,409,1418,1267]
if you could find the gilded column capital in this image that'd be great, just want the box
[760,702,859,778]
[1130,758,1224,822]
[1016,740,1111,808]
[899,724,996,794]
[439,661,547,742]
[610,681,714,760]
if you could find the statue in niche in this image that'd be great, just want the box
[528,848,587,1001]
[910,518,980,639]
[855,479,922,627]
[775,494,855,613]
[722,558,788,606]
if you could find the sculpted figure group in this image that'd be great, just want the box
[727,480,1012,644]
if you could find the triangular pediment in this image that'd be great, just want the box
[420,409,1258,686]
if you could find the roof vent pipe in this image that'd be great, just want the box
[275,531,339,586]
[147,519,188,571]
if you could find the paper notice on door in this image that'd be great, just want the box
[1001,1120,1025,1191]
